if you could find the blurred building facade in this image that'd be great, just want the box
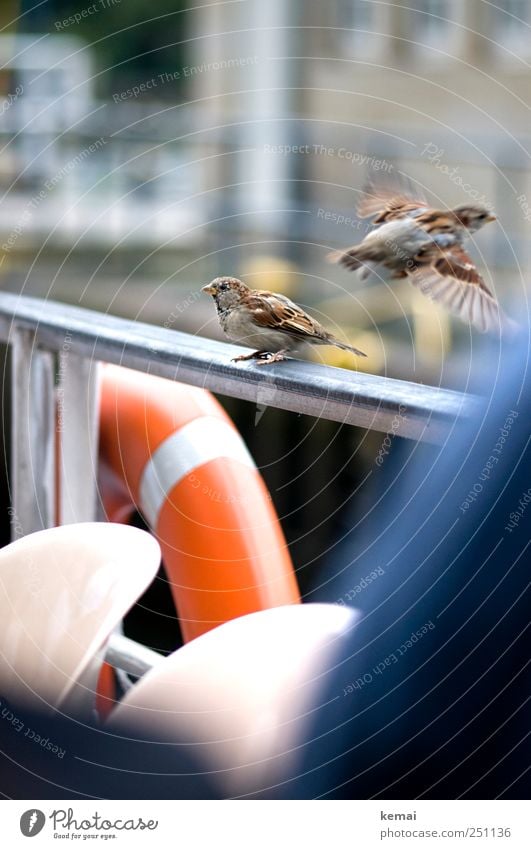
[0,1,528,378]
[189,0,530,371]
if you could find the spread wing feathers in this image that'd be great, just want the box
[409,246,516,335]
[357,174,428,223]
[248,292,367,356]
[431,246,494,295]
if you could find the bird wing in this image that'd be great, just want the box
[248,292,367,356]
[409,244,516,334]
[357,175,428,223]
[248,292,325,340]
[326,246,366,272]
[328,216,426,273]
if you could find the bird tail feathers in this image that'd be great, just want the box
[326,249,363,271]
[327,336,367,357]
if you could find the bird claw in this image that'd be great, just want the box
[255,351,287,365]
[231,351,264,362]
[232,350,287,365]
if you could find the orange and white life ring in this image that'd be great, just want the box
[99,365,300,642]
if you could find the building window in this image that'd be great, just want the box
[411,0,464,58]
[417,0,452,41]
[490,0,531,57]
[336,0,390,59]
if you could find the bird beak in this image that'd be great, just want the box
[486,213,496,223]
[202,284,216,296]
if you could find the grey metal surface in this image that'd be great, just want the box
[57,354,101,525]
[106,633,164,678]
[10,328,56,538]
[0,293,480,443]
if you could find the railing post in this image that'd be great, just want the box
[10,328,56,538]
[57,350,100,525]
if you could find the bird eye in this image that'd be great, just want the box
[220,282,229,290]
[478,212,487,219]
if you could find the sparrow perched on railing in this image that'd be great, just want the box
[328,178,517,334]
[202,276,367,365]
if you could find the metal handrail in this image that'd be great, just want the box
[0,292,481,686]
[0,293,479,443]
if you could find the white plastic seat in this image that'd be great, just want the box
[0,522,160,715]
[108,603,359,796]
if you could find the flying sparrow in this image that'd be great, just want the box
[328,178,517,334]
[202,276,367,365]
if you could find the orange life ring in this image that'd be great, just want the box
[99,365,300,642]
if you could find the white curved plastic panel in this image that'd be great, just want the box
[0,523,160,714]
[108,603,359,796]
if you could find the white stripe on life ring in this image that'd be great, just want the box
[139,416,256,528]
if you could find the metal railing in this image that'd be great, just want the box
[0,292,480,675]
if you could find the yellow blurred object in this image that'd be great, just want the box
[411,289,451,367]
[0,2,19,34]
[312,331,383,372]
[239,256,300,297]
[318,280,414,328]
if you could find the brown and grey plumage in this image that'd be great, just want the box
[202,276,367,365]
[328,177,517,335]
